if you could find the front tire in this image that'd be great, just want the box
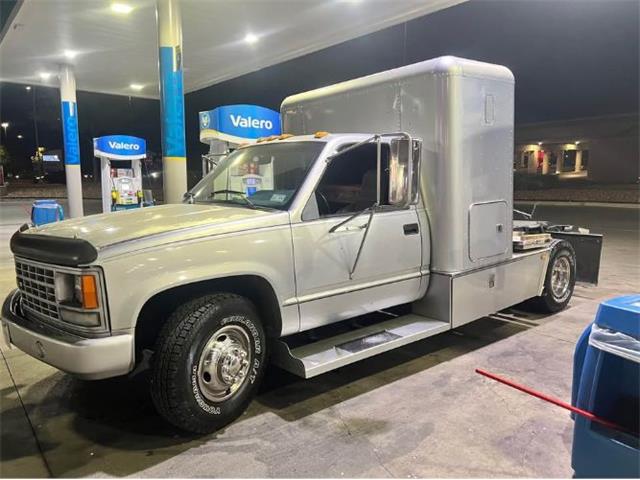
[526,240,577,313]
[150,293,267,434]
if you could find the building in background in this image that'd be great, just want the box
[514,113,638,183]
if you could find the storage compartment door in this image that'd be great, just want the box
[469,200,509,261]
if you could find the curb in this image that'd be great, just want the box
[515,200,640,209]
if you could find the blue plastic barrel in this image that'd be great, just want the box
[572,295,640,478]
[31,199,65,226]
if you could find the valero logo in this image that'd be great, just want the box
[94,135,147,159]
[199,104,280,143]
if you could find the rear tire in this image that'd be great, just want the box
[524,240,577,313]
[150,293,267,434]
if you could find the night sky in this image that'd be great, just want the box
[1,0,638,180]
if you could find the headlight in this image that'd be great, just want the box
[59,308,101,327]
[54,272,103,328]
[55,272,100,310]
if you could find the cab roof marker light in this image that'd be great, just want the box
[314,131,330,138]
[278,134,294,140]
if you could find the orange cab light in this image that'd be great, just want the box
[81,275,99,309]
[314,131,330,138]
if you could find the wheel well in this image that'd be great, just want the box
[134,275,282,357]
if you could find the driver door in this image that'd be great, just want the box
[291,141,422,331]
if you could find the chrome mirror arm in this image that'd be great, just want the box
[329,205,372,233]
[325,135,378,163]
[349,203,378,280]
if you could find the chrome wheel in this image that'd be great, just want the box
[551,256,571,301]
[196,323,252,403]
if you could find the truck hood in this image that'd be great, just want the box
[28,204,286,251]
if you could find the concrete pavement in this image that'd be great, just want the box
[0,199,638,477]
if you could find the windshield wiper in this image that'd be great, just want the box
[210,189,257,209]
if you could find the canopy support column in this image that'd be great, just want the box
[59,65,84,218]
[157,0,187,204]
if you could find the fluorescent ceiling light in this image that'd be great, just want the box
[111,3,133,14]
[244,33,258,45]
[38,72,52,80]
[130,83,144,91]
[64,49,78,59]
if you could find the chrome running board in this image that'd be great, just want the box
[272,314,450,378]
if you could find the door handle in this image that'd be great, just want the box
[403,223,419,235]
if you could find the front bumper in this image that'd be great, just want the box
[1,290,134,380]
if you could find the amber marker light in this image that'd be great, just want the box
[81,275,99,309]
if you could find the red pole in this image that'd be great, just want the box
[475,368,626,432]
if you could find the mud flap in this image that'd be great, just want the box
[550,232,603,285]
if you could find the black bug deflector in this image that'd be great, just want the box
[550,231,603,285]
[10,231,98,267]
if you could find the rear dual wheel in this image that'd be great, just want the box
[150,293,267,434]
[525,240,577,313]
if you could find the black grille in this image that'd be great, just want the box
[15,259,60,322]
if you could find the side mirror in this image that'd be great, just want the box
[389,137,421,207]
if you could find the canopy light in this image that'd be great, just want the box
[244,33,258,45]
[130,83,144,91]
[17,134,23,139]
[111,3,133,14]
[64,50,78,59]
[38,72,52,80]
[25,86,31,91]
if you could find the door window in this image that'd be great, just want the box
[311,143,390,218]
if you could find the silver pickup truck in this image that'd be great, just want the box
[1,56,601,433]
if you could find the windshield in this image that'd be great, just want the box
[188,141,325,210]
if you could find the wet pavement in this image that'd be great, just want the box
[1,199,638,477]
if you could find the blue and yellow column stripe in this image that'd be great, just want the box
[59,65,84,217]
[157,0,187,203]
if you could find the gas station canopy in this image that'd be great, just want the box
[0,0,464,98]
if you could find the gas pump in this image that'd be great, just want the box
[93,135,147,213]
[199,104,281,177]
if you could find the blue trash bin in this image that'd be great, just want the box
[31,199,65,226]
[572,295,640,478]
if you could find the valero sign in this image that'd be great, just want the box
[199,104,281,144]
[93,135,147,160]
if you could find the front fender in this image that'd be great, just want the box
[100,225,297,334]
